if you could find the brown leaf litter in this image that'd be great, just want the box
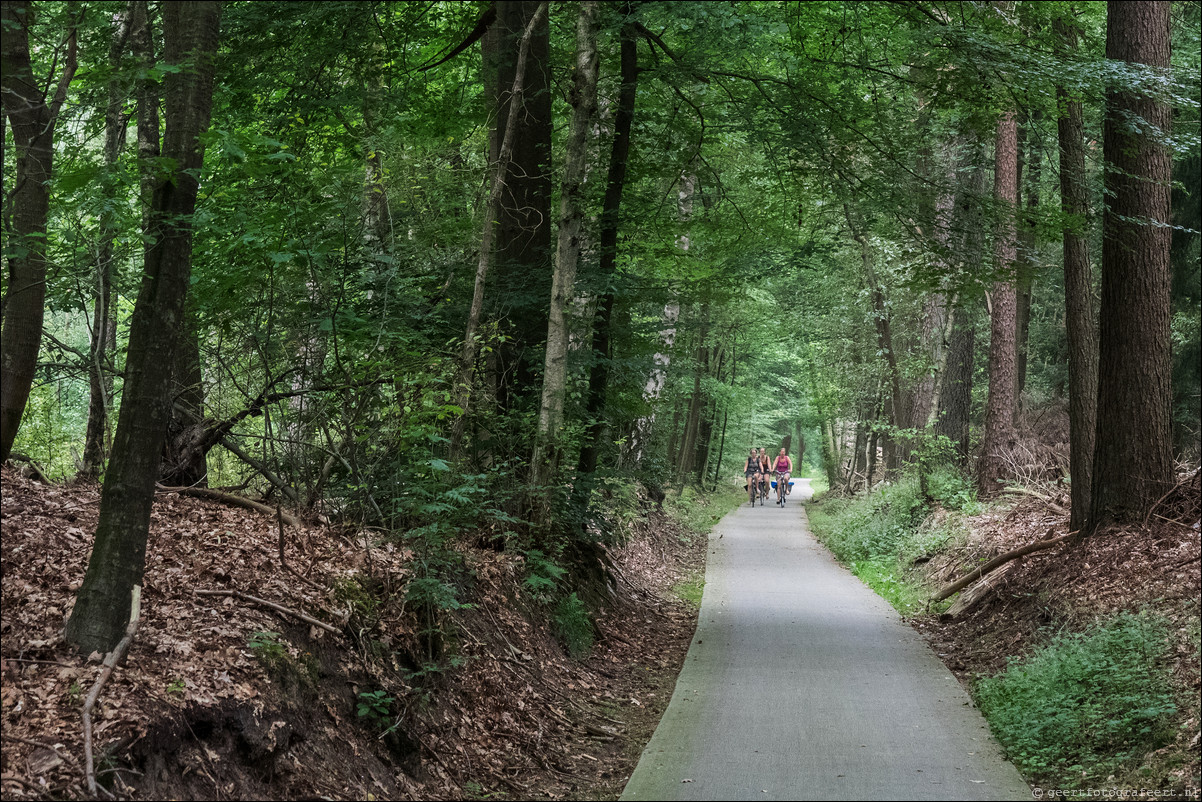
[1,465,707,800]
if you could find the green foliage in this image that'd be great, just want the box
[976,613,1178,786]
[807,474,953,614]
[356,689,395,727]
[663,483,745,535]
[166,678,186,696]
[923,466,981,513]
[812,476,929,564]
[522,549,566,602]
[672,571,705,609]
[247,630,287,662]
[553,593,593,659]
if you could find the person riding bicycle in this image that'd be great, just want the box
[757,448,772,498]
[743,448,763,504]
[774,448,794,498]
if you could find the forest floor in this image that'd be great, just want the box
[903,479,1201,795]
[0,465,718,800]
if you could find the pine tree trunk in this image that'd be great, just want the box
[1089,0,1173,528]
[978,110,1020,496]
[532,0,598,488]
[66,1,222,656]
[0,1,77,462]
[1016,111,1042,405]
[1055,12,1099,532]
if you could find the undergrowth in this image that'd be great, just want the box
[664,483,745,535]
[975,612,1179,788]
[806,467,976,615]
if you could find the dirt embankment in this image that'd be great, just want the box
[1,466,707,800]
[910,475,1201,792]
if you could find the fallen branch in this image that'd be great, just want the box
[941,562,1015,619]
[83,586,141,798]
[194,589,339,634]
[1001,485,1069,515]
[277,505,326,595]
[932,533,1077,602]
[157,484,301,527]
[0,734,79,766]
[218,436,301,505]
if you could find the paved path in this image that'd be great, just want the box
[621,480,1030,801]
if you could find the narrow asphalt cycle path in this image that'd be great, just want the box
[621,479,1030,801]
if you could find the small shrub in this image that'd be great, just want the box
[553,592,593,658]
[522,549,566,601]
[976,612,1178,786]
[356,689,394,726]
[925,466,980,512]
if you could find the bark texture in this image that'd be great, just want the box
[451,2,549,458]
[0,1,77,461]
[574,8,637,488]
[482,0,553,407]
[67,1,222,655]
[1055,12,1099,531]
[532,0,598,487]
[1090,0,1174,528]
[978,110,1020,495]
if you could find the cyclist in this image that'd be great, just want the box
[773,447,794,505]
[757,448,772,500]
[743,448,763,506]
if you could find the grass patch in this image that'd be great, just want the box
[976,612,1178,788]
[806,471,976,615]
[663,482,745,535]
[671,570,705,609]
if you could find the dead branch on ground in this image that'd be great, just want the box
[194,588,340,634]
[83,585,141,797]
[933,532,1077,602]
[157,483,301,527]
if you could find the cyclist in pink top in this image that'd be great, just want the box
[774,448,794,503]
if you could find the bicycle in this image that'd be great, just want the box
[775,471,790,506]
[747,471,762,506]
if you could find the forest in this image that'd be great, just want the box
[1,1,1200,800]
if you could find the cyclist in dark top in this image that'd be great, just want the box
[743,448,763,505]
[757,448,772,499]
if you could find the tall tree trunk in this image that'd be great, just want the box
[67,0,222,656]
[0,1,77,461]
[935,147,986,463]
[572,8,637,511]
[821,420,840,489]
[1089,0,1173,528]
[162,309,208,486]
[978,110,1020,496]
[450,2,548,459]
[1055,12,1099,532]
[482,0,553,409]
[628,173,692,468]
[675,316,709,487]
[532,0,598,488]
[844,204,905,470]
[1016,111,1042,405]
[574,8,636,468]
[81,7,133,479]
